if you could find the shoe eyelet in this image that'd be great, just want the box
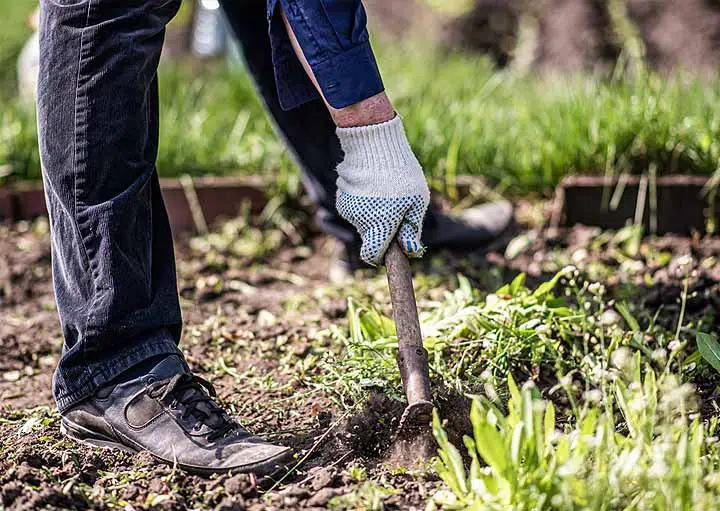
[146,376,157,385]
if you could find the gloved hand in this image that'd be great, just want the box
[335,115,430,266]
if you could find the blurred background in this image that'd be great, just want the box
[3,0,720,197]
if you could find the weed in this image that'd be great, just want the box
[320,267,686,409]
[431,362,720,510]
[329,481,399,510]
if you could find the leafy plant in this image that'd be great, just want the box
[321,267,682,406]
[697,332,720,373]
[431,365,719,510]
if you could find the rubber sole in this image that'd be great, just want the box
[60,418,294,478]
[60,419,137,454]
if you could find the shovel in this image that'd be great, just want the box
[384,241,434,434]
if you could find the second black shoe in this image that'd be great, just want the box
[329,200,515,282]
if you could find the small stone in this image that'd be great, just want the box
[3,370,20,382]
[306,488,342,507]
[256,309,277,327]
[311,468,336,491]
[225,475,251,495]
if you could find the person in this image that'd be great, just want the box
[37,0,513,476]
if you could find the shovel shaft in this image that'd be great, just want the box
[384,241,433,406]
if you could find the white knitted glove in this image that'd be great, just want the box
[335,116,430,266]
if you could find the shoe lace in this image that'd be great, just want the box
[147,373,242,442]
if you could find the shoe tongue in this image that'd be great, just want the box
[149,355,188,381]
[192,399,228,429]
[152,363,229,430]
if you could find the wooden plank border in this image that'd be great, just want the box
[0,176,269,236]
[551,174,718,234]
[4,174,718,236]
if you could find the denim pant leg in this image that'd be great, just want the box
[221,0,360,245]
[38,0,185,413]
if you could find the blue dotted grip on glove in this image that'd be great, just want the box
[336,192,427,266]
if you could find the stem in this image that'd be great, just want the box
[675,271,689,342]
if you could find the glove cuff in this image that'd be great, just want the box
[335,115,425,198]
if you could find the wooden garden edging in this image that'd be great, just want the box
[0,176,268,236]
[0,175,492,236]
[550,174,719,234]
[3,174,718,236]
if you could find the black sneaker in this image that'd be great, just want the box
[329,201,515,281]
[423,200,515,250]
[60,355,292,476]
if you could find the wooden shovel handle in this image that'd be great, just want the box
[385,241,433,406]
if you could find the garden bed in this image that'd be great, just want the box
[1,197,719,509]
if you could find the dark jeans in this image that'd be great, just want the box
[39,0,365,412]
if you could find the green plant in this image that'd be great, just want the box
[431,363,720,510]
[320,266,684,407]
[697,332,720,373]
[329,481,399,511]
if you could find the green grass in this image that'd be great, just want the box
[392,53,720,194]
[156,64,282,176]
[0,0,35,97]
[431,363,720,510]
[318,265,712,402]
[3,30,720,193]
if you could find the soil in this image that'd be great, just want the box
[438,0,619,71]
[162,1,720,73]
[369,0,720,72]
[627,0,720,73]
[0,218,446,511]
[1,203,719,510]
[437,0,622,70]
[442,0,524,67]
[534,0,619,72]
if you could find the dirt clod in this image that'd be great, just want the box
[307,487,344,507]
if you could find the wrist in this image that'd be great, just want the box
[331,92,395,128]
